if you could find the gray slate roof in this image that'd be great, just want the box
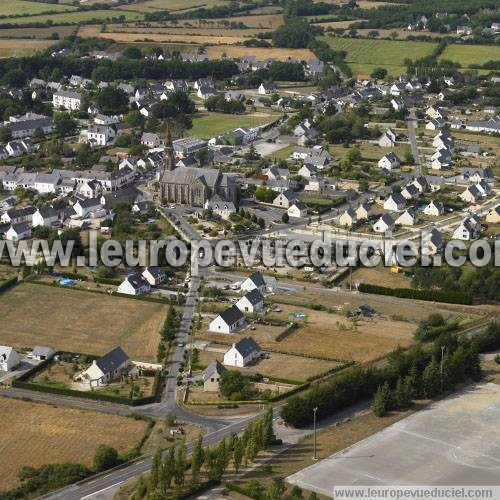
[95,347,129,375]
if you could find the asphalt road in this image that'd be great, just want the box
[406,115,421,175]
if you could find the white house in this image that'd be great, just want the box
[378,128,396,147]
[117,273,151,296]
[32,346,55,361]
[0,346,20,371]
[76,347,132,388]
[486,205,500,224]
[236,289,264,313]
[396,208,418,226]
[240,271,267,294]
[298,164,317,178]
[378,152,400,170]
[383,193,406,211]
[142,266,166,286]
[452,216,481,241]
[258,82,277,95]
[288,201,308,218]
[401,184,420,200]
[5,223,31,241]
[422,228,443,255]
[339,208,357,228]
[73,198,102,218]
[32,207,58,227]
[52,90,82,110]
[209,305,246,334]
[373,214,395,233]
[78,179,103,199]
[204,196,236,220]
[223,337,261,367]
[460,185,484,204]
[273,189,297,208]
[423,200,444,216]
[356,203,371,221]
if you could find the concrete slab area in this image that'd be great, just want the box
[287,383,500,498]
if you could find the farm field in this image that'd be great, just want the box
[77,25,103,37]
[262,305,416,363]
[343,265,412,289]
[119,0,225,12]
[0,39,56,57]
[439,44,500,68]
[0,26,76,39]
[103,26,264,37]
[99,32,251,45]
[0,0,74,16]
[0,398,148,491]
[189,111,280,139]
[0,283,167,362]
[3,9,143,25]
[206,44,315,61]
[319,36,436,76]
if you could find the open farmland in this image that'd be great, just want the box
[0,283,167,362]
[99,31,251,45]
[0,398,148,491]
[319,36,436,76]
[119,0,226,13]
[189,111,280,139]
[0,39,56,57]
[440,44,500,68]
[0,0,74,16]
[0,26,76,39]
[2,9,143,26]
[206,45,315,61]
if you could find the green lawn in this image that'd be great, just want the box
[440,44,500,68]
[3,9,143,25]
[0,0,75,16]
[319,36,436,76]
[188,111,279,139]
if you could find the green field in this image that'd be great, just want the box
[188,111,280,139]
[0,0,75,17]
[2,9,143,25]
[440,44,500,68]
[320,36,436,76]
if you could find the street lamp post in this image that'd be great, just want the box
[313,407,318,461]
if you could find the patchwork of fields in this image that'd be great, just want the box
[0,0,74,17]
[440,44,500,68]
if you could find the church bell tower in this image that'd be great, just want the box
[164,125,175,172]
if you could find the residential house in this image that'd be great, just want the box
[486,205,500,223]
[378,128,396,147]
[401,183,420,200]
[5,222,31,241]
[52,90,81,110]
[258,82,277,95]
[240,271,267,294]
[32,346,55,361]
[76,347,132,388]
[0,346,20,371]
[298,164,317,178]
[32,207,58,227]
[422,228,444,255]
[452,215,481,240]
[202,361,227,392]
[204,196,236,220]
[209,305,246,334]
[273,189,297,208]
[236,289,265,313]
[373,214,395,233]
[339,208,357,228]
[424,200,444,216]
[459,185,484,204]
[223,337,261,367]
[383,193,406,211]
[141,132,161,148]
[117,273,151,296]
[378,152,400,170]
[288,200,308,218]
[142,266,166,286]
[1,206,36,224]
[355,203,371,221]
[395,208,418,226]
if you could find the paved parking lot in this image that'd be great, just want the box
[287,383,500,497]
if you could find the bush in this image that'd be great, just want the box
[93,445,118,471]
